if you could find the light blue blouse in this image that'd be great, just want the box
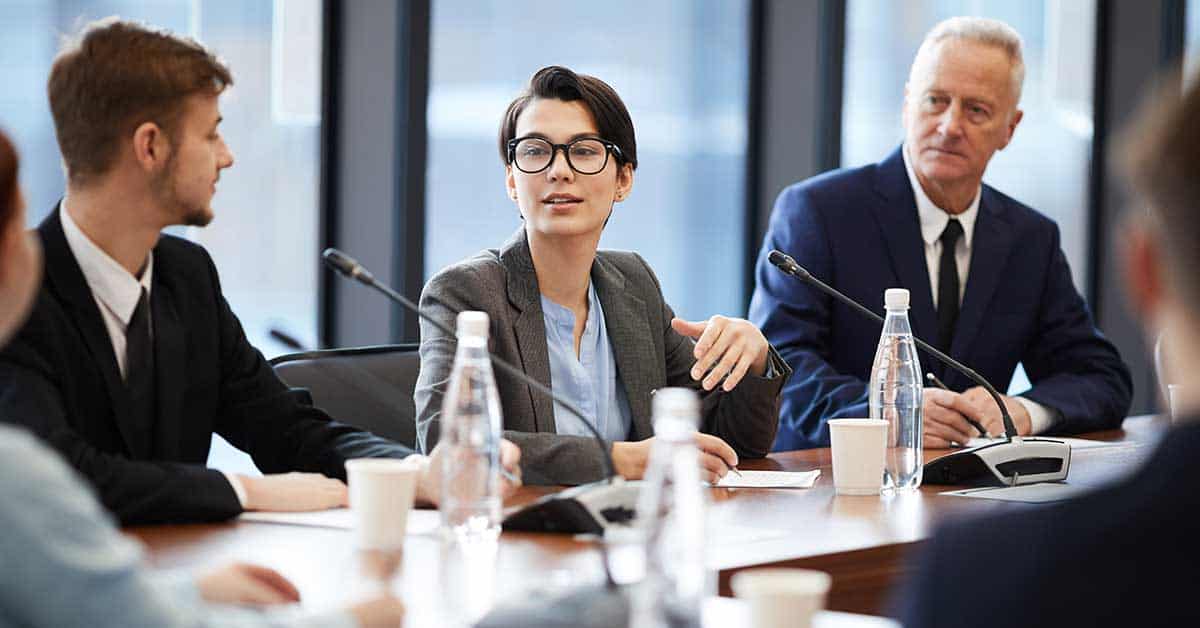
[540,282,633,442]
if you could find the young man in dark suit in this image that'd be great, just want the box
[0,18,519,525]
[897,71,1200,627]
[749,17,1131,450]
[0,127,408,628]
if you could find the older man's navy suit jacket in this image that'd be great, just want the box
[749,147,1132,450]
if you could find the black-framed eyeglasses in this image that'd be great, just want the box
[506,136,624,175]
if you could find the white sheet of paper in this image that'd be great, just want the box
[715,469,821,489]
[964,436,1121,450]
[239,507,353,528]
[239,507,440,535]
[941,482,1091,503]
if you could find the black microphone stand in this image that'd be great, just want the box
[769,250,1019,439]
[767,250,1070,486]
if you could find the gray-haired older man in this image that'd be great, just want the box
[750,17,1131,451]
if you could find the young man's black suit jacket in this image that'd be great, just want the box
[0,207,414,525]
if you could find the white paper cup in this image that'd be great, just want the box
[828,418,887,495]
[347,458,419,550]
[731,568,832,628]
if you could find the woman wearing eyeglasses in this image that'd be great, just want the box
[415,66,789,486]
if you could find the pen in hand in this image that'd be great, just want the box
[925,372,990,439]
[500,466,520,485]
[725,461,743,478]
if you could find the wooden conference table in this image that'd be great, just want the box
[127,415,1166,625]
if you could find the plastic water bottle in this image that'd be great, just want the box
[439,311,503,544]
[869,288,924,491]
[631,388,708,628]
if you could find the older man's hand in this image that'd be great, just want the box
[922,387,985,448]
[961,386,1032,437]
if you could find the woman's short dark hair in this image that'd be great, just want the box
[0,129,17,236]
[498,66,638,170]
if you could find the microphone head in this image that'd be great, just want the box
[766,249,790,268]
[268,327,308,352]
[321,248,356,276]
[767,250,808,279]
[321,248,373,284]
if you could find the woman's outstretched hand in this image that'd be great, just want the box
[671,316,770,392]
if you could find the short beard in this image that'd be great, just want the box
[181,206,213,227]
[152,156,212,228]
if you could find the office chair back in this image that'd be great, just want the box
[270,344,421,449]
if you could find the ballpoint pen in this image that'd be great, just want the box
[925,372,990,438]
[500,466,521,485]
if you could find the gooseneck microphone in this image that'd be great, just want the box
[768,250,1017,438]
[323,249,641,535]
[767,249,1071,486]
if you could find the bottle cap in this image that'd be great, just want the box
[884,288,910,310]
[652,387,700,434]
[456,311,490,338]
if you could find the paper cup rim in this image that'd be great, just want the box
[731,568,832,597]
[345,458,420,474]
[828,418,887,428]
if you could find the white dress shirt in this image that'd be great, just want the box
[900,147,1055,435]
[60,203,153,381]
[60,201,248,505]
[902,145,979,310]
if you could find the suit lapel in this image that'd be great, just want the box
[38,206,144,457]
[949,187,1013,387]
[150,263,186,460]
[499,230,556,433]
[591,256,654,441]
[870,148,938,344]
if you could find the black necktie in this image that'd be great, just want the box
[937,219,963,353]
[125,287,156,455]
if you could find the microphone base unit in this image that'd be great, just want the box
[922,437,1071,486]
[502,479,643,534]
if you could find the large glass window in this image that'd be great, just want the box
[425,0,749,320]
[1188,0,1200,79]
[0,0,322,358]
[841,1,1096,291]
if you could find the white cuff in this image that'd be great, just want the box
[401,453,428,468]
[1017,396,1056,435]
[223,472,248,507]
[402,454,431,503]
